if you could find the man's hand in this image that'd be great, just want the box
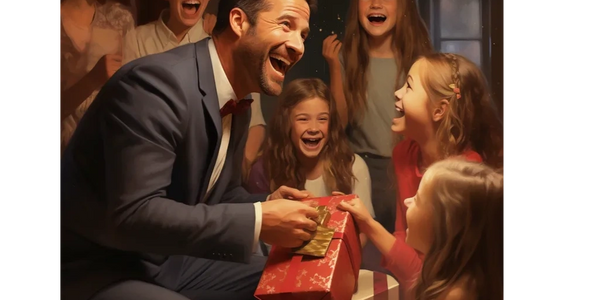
[268,185,315,201]
[260,200,319,248]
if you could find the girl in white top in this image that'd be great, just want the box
[245,78,375,219]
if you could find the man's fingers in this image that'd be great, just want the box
[304,200,319,208]
[303,190,315,198]
[302,206,320,219]
[300,218,318,232]
[282,187,310,199]
[295,229,312,241]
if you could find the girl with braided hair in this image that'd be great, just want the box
[338,53,503,298]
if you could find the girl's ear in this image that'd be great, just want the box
[432,99,450,122]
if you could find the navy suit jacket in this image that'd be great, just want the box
[61,38,267,298]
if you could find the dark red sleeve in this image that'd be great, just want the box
[244,157,271,194]
[380,141,423,290]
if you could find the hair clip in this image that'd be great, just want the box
[449,84,461,99]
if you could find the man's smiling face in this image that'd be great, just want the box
[237,0,311,96]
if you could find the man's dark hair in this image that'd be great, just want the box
[211,0,318,36]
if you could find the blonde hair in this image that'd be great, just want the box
[418,53,503,169]
[412,158,503,300]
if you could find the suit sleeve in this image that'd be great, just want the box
[98,64,256,263]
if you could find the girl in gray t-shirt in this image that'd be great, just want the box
[321,0,432,233]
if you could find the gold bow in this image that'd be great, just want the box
[292,206,336,257]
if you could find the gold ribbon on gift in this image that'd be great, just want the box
[292,206,336,257]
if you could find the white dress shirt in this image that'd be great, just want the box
[206,39,262,253]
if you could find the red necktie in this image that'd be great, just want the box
[220,99,254,117]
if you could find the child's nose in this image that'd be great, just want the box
[394,89,404,101]
[307,128,319,134]
[404,197,414,208]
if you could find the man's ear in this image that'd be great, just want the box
[229,8,251,37]
[432,99,450,122]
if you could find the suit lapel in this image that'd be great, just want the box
[195,38,222,201]
[204,98,252,205]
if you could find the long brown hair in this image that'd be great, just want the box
[342,0,432,125]
[263,78,356,193]
[418,53,503,168]
[413,158,503,300]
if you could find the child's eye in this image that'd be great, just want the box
[298,118,308,122]
[319,118,329,122]
[406,82,412,90]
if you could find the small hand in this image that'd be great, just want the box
[337,197,374,234]
[322,34,342,66]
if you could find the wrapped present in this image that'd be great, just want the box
[352,270,400,300]
[254,195,362,300]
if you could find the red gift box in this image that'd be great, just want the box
[254,195,363,300]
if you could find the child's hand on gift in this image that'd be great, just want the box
[337,197,374,234]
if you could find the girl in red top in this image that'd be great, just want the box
[338,53,503,297]
[402,158,503,300]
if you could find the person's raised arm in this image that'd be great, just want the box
[96,63,257,263]
[322,34,348,127]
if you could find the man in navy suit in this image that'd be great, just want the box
[61,0,318,299]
